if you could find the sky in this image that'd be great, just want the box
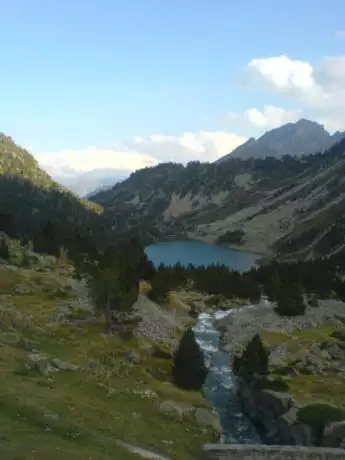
[1,0,345,188]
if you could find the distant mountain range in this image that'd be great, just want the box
[216,119,345,163]
[84,184,113,199]
[54,169,128,197]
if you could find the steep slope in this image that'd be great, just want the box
[0,241,217,460]
[216,119,344,163]
[0,133,116,248]
[92,139,345,259]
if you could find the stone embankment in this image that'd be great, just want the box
[202,444,345,459]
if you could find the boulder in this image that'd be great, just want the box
[158,401,185,422]
[322,341,345,360]
[14,284,32,296]
[238,382,297,440]
[310,343,332,360]
[126,350,141,365]
[50,358,79,371]
[323,420,345,447]
[194,408,222,434]
[0,331,21,346]
[27,353,57,376]
[258,389,295,432]
[278,408,315,446]
[27,353,79,375]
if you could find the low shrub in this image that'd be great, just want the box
[298,403,345,440]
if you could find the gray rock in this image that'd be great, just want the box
[159,401,184,422]
[27,353,79,375]
[194,408,222,434]
[51,358,79,371]
[269,355,287,369]
[323,420,345,447]
[278,408,315,446]
[44,413,59,421]
[135,389,158,399]
[126,350,141,364]
[14,285,32,295]
[323,342,345,360]
[310,343,331,360]
[27,353,57,376]
[0,331,21,346]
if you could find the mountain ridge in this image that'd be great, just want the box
[92,135,345,260]
[216,119,345,163]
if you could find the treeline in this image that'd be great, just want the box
[0,203,155,336]
[148,256,345,316]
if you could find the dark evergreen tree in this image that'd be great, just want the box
[275,282,306,316]
[172,327,208,390]
[233,333,269,381]
[0,238,10,260]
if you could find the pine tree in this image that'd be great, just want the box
[88,245,141,334]
[275,282,306,316]
[0,238,10,260]
[233,333,269,381]
[172,327,208,390]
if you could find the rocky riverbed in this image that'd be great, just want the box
[213,298,345,448]
[215,298,345,355]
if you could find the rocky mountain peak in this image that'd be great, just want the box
[216,119,344,163]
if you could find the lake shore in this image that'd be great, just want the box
[185,232,271,259]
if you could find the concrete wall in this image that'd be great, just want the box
[202,444,345,460]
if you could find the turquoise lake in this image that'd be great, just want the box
[145,240,257,272]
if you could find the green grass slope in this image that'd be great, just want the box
[0,248,216,459]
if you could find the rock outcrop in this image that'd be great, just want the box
[233,333,345,448]
[237,382,315,446]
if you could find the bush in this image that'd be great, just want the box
[275,295,306,316]
[275,283,306,317]
[308,293,319,308]
[297,403,345,436]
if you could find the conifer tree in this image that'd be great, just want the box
[172,327,208,390]
[0,237,10,260]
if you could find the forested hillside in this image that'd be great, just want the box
[92,137,345,259]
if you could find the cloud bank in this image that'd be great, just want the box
[34,131,247,179]
[32,53,345,192]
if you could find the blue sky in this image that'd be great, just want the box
[0,0,345,186]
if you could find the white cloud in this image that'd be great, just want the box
[244,54,345,131]
[35,147,157,178]
[33,131,247,179]
[228,105,302,130]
